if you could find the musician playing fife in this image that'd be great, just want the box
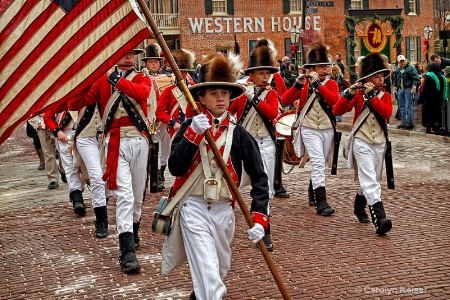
[281,41,338,216]
[333,53,392,235]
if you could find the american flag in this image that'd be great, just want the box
[0,0,152,145]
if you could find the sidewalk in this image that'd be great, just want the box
[1,110,450,299]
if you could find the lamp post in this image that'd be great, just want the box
[423,24,433,63]
[290,26,304,76]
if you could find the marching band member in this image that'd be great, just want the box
[281,42,339,216]
[250,38,290,199]
[69,49,152,273]
[228,43,278,251]
[44,106,86,216]
[333,52,393,235]
[167,53,270,300]
[141,43,170,192]
[155,49,195,190]
[72,102,109,238]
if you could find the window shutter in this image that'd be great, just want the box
[404,0,409,14]
[283,0,290,14]
[205,0,212,14]
[227,0,234,14]
[344,0,351,12]
[406,37,410,58]
[416,0,420,14]
[363,0,369,9]
[417,37,422,62]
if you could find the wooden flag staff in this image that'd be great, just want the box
[135,1,291,299]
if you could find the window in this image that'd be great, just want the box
[350,0,363,9]
[215,47,230,55]
[354,37,360,63]
[290,0,302,13]
[406,37,421,63]
[212,0,226,15]
[408,0,416,14]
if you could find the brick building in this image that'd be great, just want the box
[146,0,434,73]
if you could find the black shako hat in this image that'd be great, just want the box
[244,38,278,75]
[357,52,391,82]
[189,53,245,102]
[302,41,333,68]
[141,44,164,62]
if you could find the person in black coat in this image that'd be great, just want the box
[417,62,447,134]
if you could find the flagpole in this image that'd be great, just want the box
[135,1,292,299]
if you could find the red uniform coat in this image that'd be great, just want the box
[68,72,150,118]
[281,78,339,110]
[155,83,195,138]
[333,89,392,123]
[228,88,279,121]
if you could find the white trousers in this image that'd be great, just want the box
[57,129,82,193]
[76,137,106,207]
[105,136,149,233]
[353,138,385,206]
[255,136,276,201]
[180,196,234,300]
[301,127,334,190]
[154,124,171,168]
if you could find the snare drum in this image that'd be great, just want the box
[275,110,301,165]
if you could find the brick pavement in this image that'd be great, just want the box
[1,115,450,299]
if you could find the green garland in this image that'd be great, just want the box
[343,15,405,52]
[343,15,404,82]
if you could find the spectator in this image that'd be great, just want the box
[417,62,447,134]
[392,55,420,130]
[335,53,345,75]
[414,62,424,75]
[430,53,450,72]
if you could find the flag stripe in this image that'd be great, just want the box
[0,0,41,47]
[0,0,134,115]
[0,0,139,126]
[0,0,152,144]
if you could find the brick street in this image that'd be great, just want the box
[1,116,450,299]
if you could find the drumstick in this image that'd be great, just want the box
[276,120,293,127]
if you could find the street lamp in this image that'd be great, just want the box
[290,26,304,75]
[423,24,433,63]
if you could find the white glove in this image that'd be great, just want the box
[245,85,255,100]
[363,82,374,94]
[247,223,265,243]
[191,114,211,134]
[410,86,417,94]
[296,75,306,84]
[348,83,361,95]
[308,71,319,83]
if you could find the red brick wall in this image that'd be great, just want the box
[178,0,434,67]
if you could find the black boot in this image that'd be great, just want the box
[314,187,335,216]
[158,165,166,192]
[133,222,141,250]
[261,222,273,252]
[354,193,370,223]
[70,190,86,216]
[189,291,197,300]
[369,202,392,235]
[274,138,290,198]
[308,179,315,206]
[119,232,140,273]
[94,206,108,238]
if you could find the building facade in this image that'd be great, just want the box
[146,0,434,72]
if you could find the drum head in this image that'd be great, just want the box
[275,111,297,137]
